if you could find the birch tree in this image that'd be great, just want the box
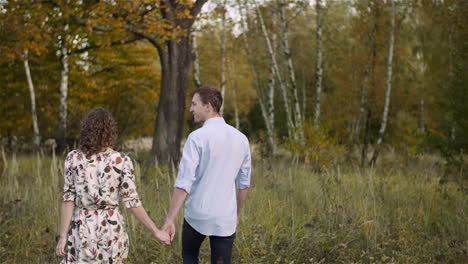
[191,31,202,89]
[267,7,276,149]
[254,0,295,138]
[369,0,395,166]
[313,0,323,127]
[279,0,303,136]
[57,24,70,150]
[219,0,228,116]
[238,0,276,153]
[23,51,41,148]
[232,84,240,129]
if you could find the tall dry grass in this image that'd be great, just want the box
[0,148,466,263]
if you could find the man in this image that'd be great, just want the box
[162,86,251,264]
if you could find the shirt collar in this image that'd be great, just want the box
[203,117,226,127]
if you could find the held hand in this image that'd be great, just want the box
[55,236,67,257]
[162,221,176,242]
[154,230,171,245]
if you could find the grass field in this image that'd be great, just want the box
[0,148,466,263]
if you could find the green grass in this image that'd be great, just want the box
[0,149,466,263]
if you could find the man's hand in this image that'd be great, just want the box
[162,188,188,243]
[55,236,67,257]
[162,220,176,242]
[153,229,171,245]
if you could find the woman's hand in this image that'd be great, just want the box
[55,236,67,257]
[154,229,171,245]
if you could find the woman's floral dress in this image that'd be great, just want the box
[61,149,142,264]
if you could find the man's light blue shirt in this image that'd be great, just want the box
[174,117,251,236]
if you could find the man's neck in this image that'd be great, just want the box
[203,114,221,123]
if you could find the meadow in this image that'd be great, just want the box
[0,148,466,263]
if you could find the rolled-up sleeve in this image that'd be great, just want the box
[119,156,142,208]
[62,151,76,202]
[236,140,251,189]
[174,134,200,194]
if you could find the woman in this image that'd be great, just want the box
[55,107,169,263]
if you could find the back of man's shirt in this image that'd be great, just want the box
[174,117,251,236]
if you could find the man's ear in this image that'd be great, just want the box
[203,103,210,112]
[206,102,214,112]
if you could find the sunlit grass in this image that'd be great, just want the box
[0,149,466,263]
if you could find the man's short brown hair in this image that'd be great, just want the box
[193,86,223,113]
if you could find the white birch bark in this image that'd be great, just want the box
[232,85,240,129]
[370,0,395,166]
[314,0,323,127]
[219,0,227,115]
[238,0,276,152]
[266,7,276,151]
[254,0,295,138]
[58,25,70,146]
[191,31,202,89]
[23,50,40,147]
[279,0,302,135]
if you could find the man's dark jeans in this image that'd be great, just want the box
[182,219,236,264]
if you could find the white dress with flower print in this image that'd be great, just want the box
[61,149,142,264]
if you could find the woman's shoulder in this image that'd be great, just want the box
[65,149,82,161]
[107,150,133,163]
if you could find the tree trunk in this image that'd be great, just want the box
[150,0,208,167]
[266,51,276,154]
[314,0,323,127]
[255,1,294,138]
[415,49,426,135]
[151,38,192,167]
[232,85,240,130]
[419,98,425,134]
[266,5,276,153]
[191,31,202,89]
[302,69,307,122]
[359,9,378,166]
[355,61,370,139]
[370,0,395,167]
[58,25,70,151]
[219,0,227,115]
[239,0,276,153]
[23,50,40,148]
[279,0,302,137]
[361,109,371,167]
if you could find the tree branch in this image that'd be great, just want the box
[125,26,160,47]
[191,0,209,17]
[72,35,143,54]
[71,15,113,32]
[161,0,175,20]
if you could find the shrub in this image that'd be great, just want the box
[285,123,345,172]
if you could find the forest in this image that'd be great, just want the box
[0,0,466,263]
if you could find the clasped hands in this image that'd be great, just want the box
[154,219,176,245]
[56,221,176,257]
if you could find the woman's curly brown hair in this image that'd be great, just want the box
[79,107,117,155]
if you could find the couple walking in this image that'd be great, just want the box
[55,86,252,264]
